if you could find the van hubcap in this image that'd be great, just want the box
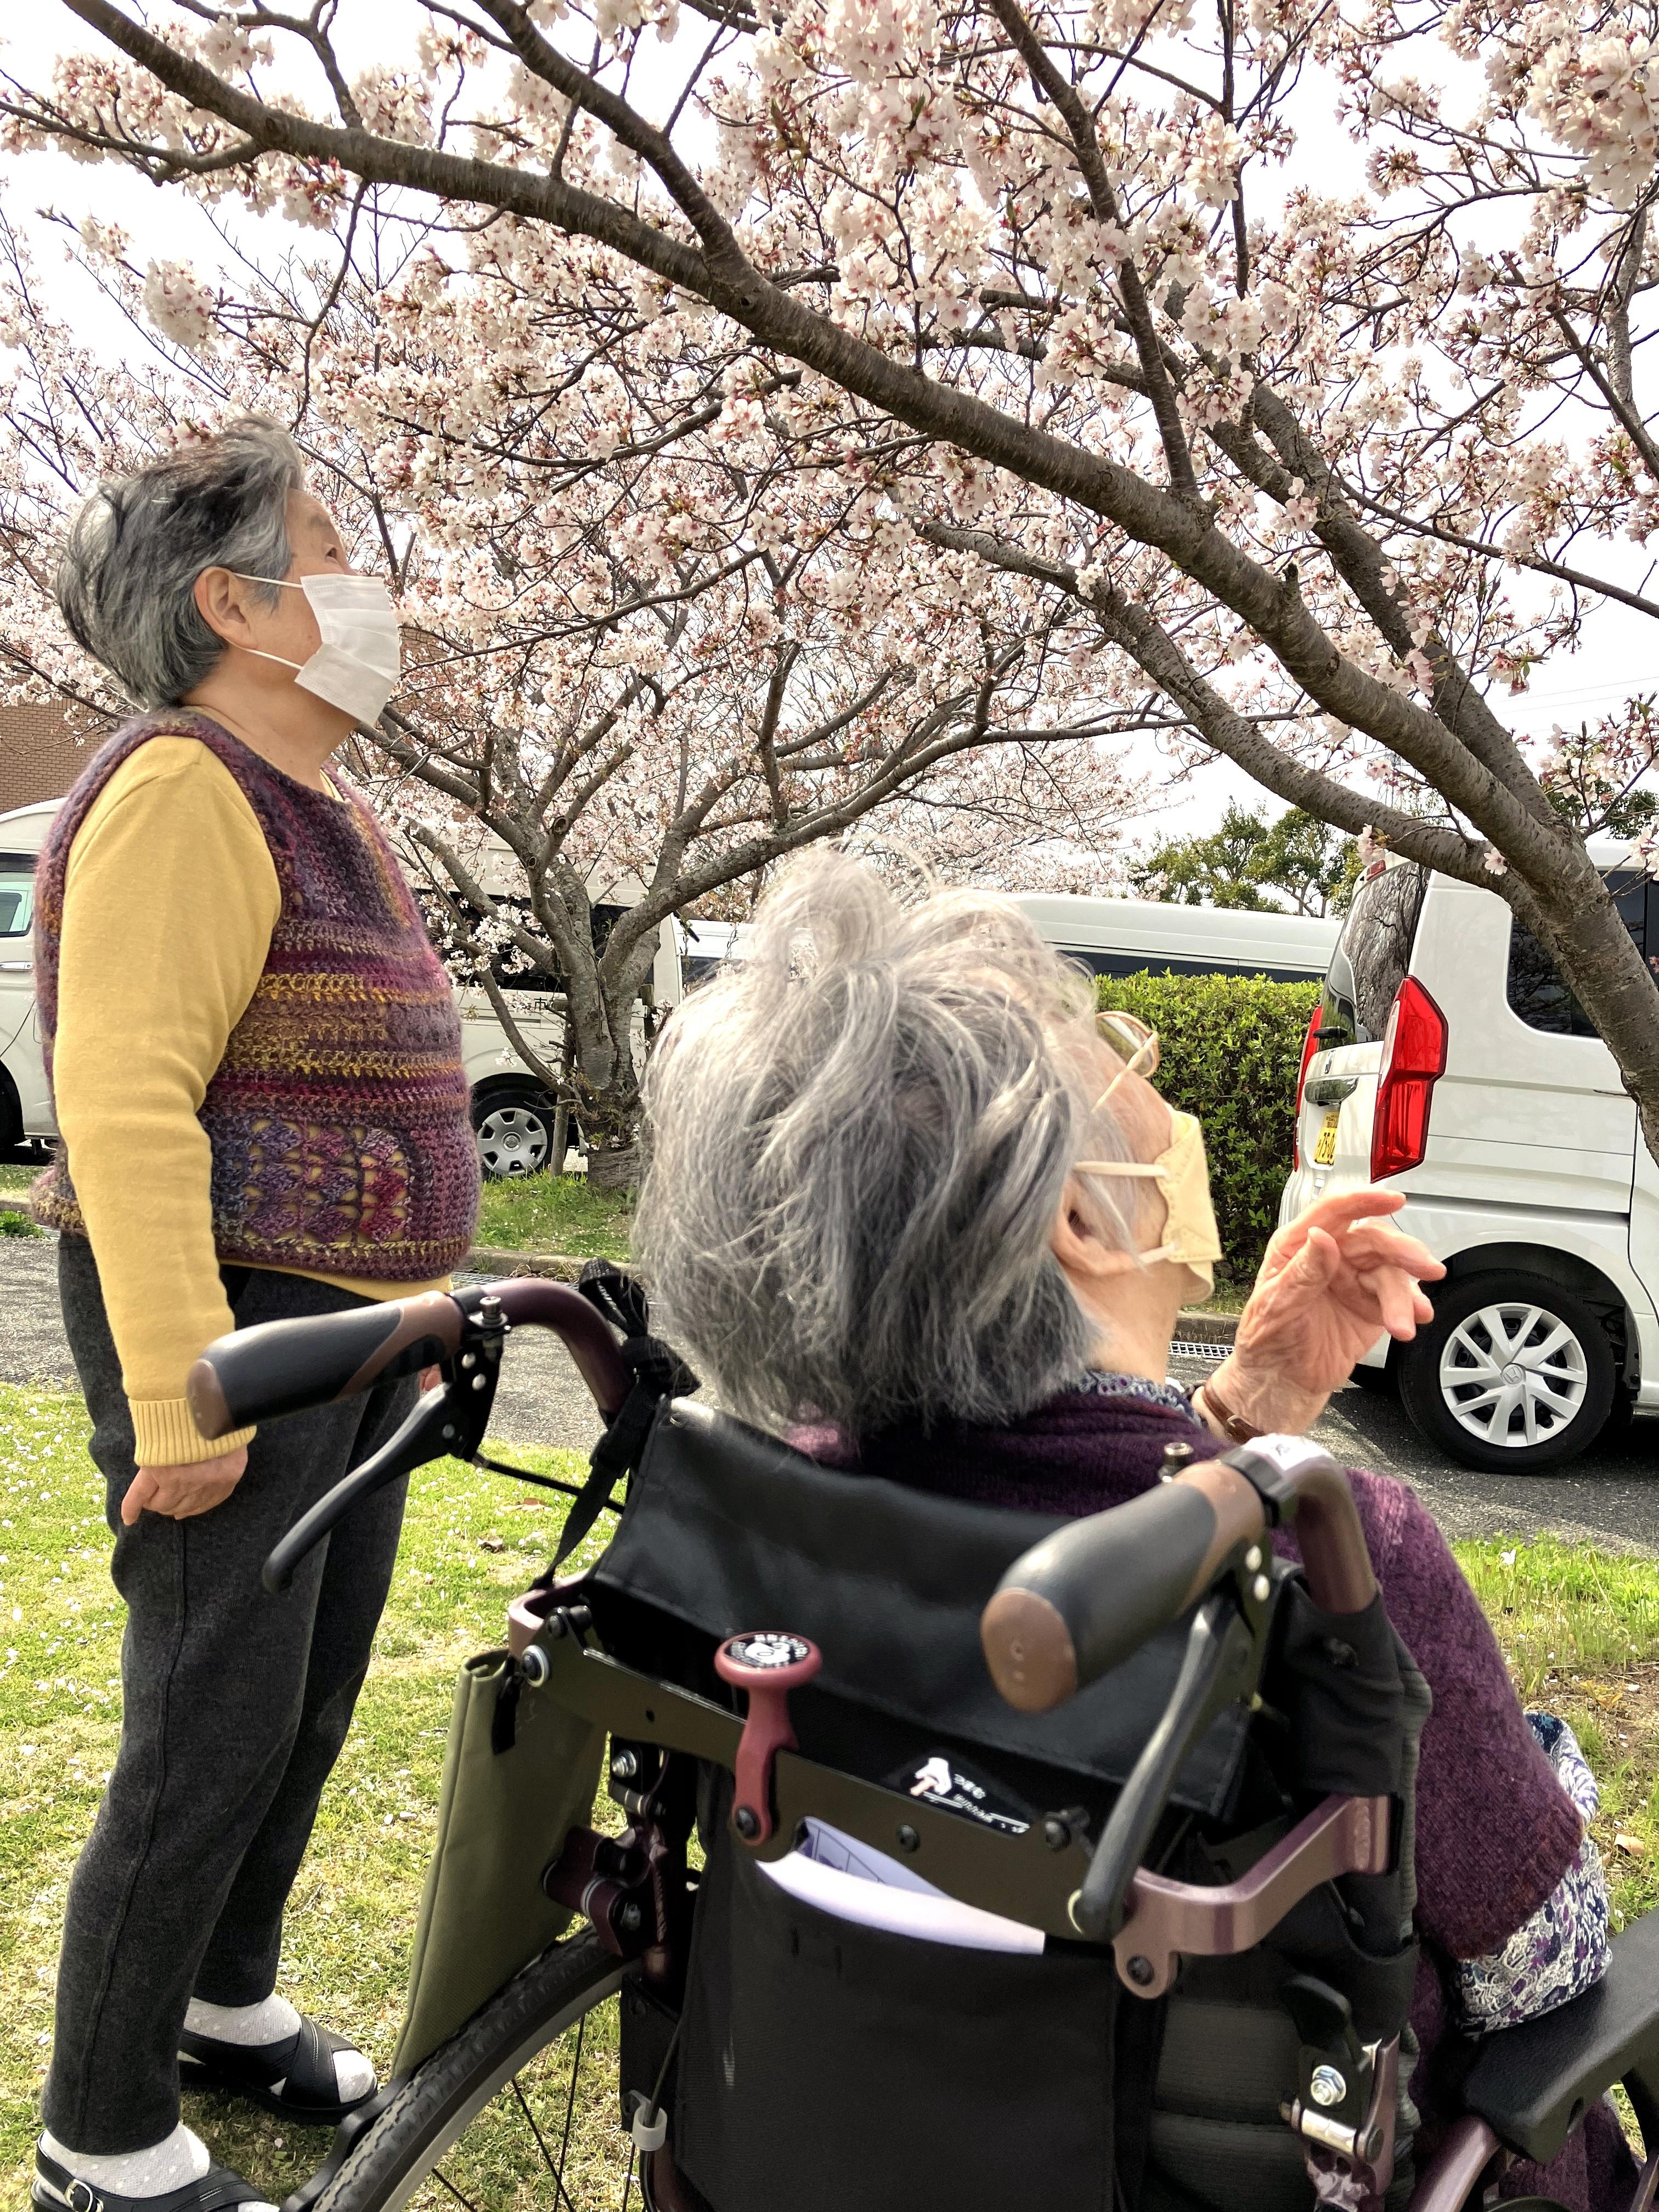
[476,1102,550,1178]
[1440,1302,1589,1449]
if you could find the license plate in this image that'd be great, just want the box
[1313,1110,1340,1167]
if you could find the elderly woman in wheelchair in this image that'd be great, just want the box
[179,854,1658,2212]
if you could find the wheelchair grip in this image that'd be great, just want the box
[188,1292,466,1438]
[980,1460,1266,1712]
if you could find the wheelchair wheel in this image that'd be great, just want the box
[310,1928,635,2211]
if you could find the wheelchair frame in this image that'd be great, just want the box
[188,1275,1659,2212]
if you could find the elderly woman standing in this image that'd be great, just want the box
[636,853,1633,2212]
[31,421,478,2212]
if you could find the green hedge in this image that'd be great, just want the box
[1095,970,1321,1288]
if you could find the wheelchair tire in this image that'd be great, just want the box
[305,1928,633,2212]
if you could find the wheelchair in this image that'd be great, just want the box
[188,1273,1659,2212]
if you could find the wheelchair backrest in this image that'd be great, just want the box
[575,1398,1427,2212]
[589,1397,1254,1820]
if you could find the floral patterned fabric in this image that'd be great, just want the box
[1455,1713,1610,2033]
[1078,1369,1194,1417]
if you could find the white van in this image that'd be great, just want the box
[1280,843,1659,1470]
[0,799,54,1149]
[0,800,681,1182]
[1009,893,1340,982]
[680,899,1341,992]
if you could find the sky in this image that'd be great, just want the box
[1,5,1652,859]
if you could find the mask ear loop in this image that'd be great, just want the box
[1070,1158,1181,1267]
[1080,1027,1172,1256]
[1092,1030,1159,1114]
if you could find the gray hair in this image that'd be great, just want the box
[57,417,304,707]
[635,851,1152,1440]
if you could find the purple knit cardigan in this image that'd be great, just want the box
[33,710,478,1280]
[809,1386,1638,2212]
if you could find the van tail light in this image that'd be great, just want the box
[1291,1003,1322,1169]
[1371,978,1447,1181]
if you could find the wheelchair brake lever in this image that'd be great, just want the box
[261,1304,506,1594]
[1070,1592,1250,1943]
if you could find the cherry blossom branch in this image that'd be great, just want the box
[985,0,1203,503]
[33,2,1532,865]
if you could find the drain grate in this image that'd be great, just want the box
[1169,1338,1227,1363]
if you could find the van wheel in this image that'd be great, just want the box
[472,1084,558,1179]
[1397,1272,1616,1471]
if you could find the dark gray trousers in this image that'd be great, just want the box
[44,1237,417,2153]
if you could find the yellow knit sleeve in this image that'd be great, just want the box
[54,738,282,1466]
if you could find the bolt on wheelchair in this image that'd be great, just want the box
[187,1272,1659,2212]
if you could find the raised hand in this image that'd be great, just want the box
[1206,1190,1444,1437]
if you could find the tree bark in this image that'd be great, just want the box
[581,1083,644,1191]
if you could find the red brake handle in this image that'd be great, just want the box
[715,1632,822,1847]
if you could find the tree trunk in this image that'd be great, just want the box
[588,1140,641,1193]
[579,1082,644,1193]
[1521,858,1659,1167]
[549,1017,572,1175]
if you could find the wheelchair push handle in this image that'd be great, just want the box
[980,1439,1375,1714]
[189,1291,467,1438]
[236,1281,633,1593]
[189,1277,633,1441]
[980,1458,1265,1713]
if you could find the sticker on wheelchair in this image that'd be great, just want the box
[888,1752,1032,1836]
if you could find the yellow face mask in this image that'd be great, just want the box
[1076,1030,1225,1297]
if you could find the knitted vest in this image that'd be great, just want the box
[34,710,479,1279]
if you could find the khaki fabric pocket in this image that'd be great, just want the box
[393,1647,605,2075]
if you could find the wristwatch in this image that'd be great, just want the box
[1194,1375,1265,1445]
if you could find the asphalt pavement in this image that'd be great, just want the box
[0,1233,1652,1551]
[1170,1347,1659,1553]
[0,1235,605,1458]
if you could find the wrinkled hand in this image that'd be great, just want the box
[121,1444,250,1525]
[1211,1190,1444,1435]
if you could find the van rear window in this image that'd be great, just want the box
[1056,946,1325,984]
[1320,862,1427,1047]
[0,852,36,940]
[1506,873,1647,1035]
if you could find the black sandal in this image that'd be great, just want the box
[177,2015,378,2129]
[33,2148,273,2211]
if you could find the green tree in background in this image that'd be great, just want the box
[1132,805,1361,918]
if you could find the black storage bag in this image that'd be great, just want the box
[675,1806,1121,2212]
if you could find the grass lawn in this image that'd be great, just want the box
[2,1383,1658,2206]
[474,1171,634,1262]
[0,1383,613,2208]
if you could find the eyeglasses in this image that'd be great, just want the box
[1096,1009,1160,1086]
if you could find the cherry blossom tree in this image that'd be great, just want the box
[0,205,1143,1178]
[10,0,1659,1150]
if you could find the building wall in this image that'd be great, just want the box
[0,705,101,814]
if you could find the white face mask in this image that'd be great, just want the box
[231,571,401,727]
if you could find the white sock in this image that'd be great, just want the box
[184,1995,375,2102]
[185,1993,302,2047]
[37,2122,276,2208]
